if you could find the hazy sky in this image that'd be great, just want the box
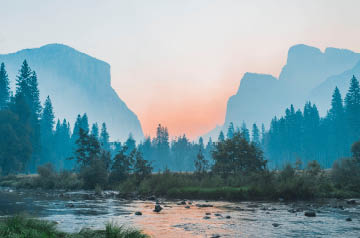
[2,0,360,138]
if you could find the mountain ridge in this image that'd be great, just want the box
[0,43,144,141]
[203,44,360,142]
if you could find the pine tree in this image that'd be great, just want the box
[91,123,99,140]
[241,122,250,142]
[198,137,204,151]
[0,63,10,109]
[14,60,42,172]
[40,96,55,165]
[133,150,152,181]
[329,87,344,121]
[80,113,89,133]
[40,96,55,138]
[71,114,82,143]
[252,123,260,145]
[29,71,41,119]
[16,60,32,98]
[100,122,110,151]
[261,123,266,146]
[227,122,235,139]
[218,131,225,141]
[345,75,360,142]
[125,133,136,155]
[194,148,209,175]
[326,87,346,163]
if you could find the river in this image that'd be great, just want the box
[0,187,359,237]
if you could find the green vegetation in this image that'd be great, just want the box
[0,216,148,238]
[1,130,360,202]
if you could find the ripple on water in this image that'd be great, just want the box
[1,190,360,237]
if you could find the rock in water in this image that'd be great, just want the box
[154,204,163,213]
[346,217,352,222]
[304,211,316,217]
[135,211,142,216]
[272,223,281,227]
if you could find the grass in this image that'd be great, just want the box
[0,216,148,238]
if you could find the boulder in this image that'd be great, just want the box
[225,215,231,219]
[346,217,352,222]
[185,206,190,209]
[346,199,357,205]
[272,223,281,227]
[196,204,214,208]
[203,216,211,219]
[304,211,316,217]
[135,211,142,216]
[153,204,163,213]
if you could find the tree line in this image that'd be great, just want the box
[1,59,360,176]
[263,76,360,168]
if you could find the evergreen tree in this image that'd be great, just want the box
[71,114,82,143]
[40,96,55,138]
[241,122,250,142]
[205,137,214,164]
[80,113,89,133]
[212,132,266,177]
[261,123,266,146]
[227,122,235,139]
[326,87,346,163]
[153,124,170,169]
[345,75,360,142]
[218,131,225,142]
[133,150,152,181]
[14,60,41,172]
[72,128,101,168]
[110,146,134,182]
[40,96,55,164]
[91,123,99,139]
[194,148,209,175]
[100,122,110,151]
[125,133,136,155]
[0,63,10,109]
[252,123,260,145]
[198,137,205,151]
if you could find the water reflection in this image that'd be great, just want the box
[0,187,359,237]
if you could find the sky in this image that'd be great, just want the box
[2,0,360,139]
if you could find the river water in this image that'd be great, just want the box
[0,187,359,237]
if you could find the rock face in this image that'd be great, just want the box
[0,44,143,141]
[203,44,360,141]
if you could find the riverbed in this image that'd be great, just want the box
[0,187,359,237]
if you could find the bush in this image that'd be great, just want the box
[80,159,108,189]
[332,157,360,192]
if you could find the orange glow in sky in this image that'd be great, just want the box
[3,0,360,139]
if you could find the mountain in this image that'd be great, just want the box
[0,44,144,141]
[311,60,360,114]
[203,44,360,141]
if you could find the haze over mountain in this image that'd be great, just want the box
[204,44,360,141]
[0,44,144,141]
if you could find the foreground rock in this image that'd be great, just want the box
[272,223,281,227]
[154,204,163,213]
[196,204,214,208]
[304,211,316,217]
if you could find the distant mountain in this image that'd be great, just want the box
[204,44,360,141]
[0,44,144,141]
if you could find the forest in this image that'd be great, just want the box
[0,60,360,200]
